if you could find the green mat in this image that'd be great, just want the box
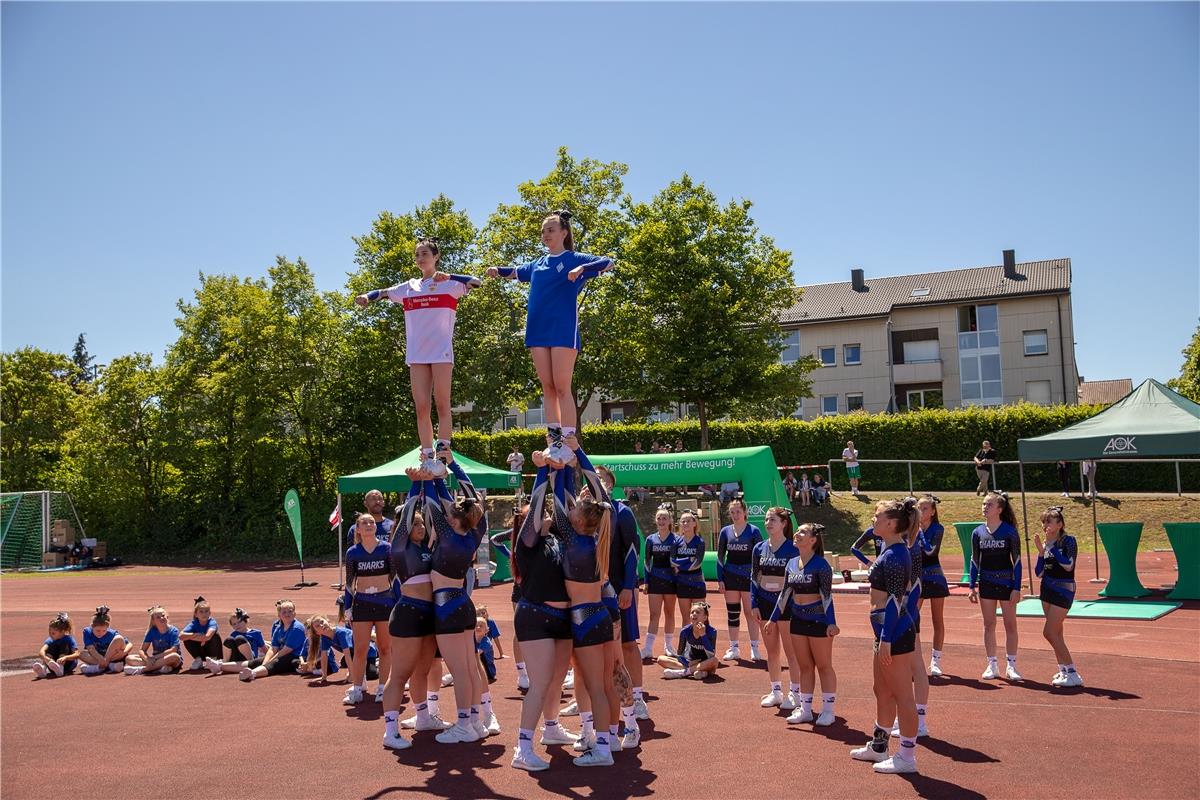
[1000,598,1180,620]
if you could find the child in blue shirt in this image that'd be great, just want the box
[475,616,497,683]
[179,595,222,670]
[124,606,182,675]
[206,608,266,675]
[239,600,305,682]
[78,605,133,675]
[33,612,80,678]
[658,602,719,680]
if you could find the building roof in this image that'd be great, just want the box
[782,258,1072,325]
[1077,378,1134,406]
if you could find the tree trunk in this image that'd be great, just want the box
[698,399,710,451]
[574,389,592,432]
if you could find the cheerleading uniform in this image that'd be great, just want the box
[851,527,884,566]
[429,463,488,634]
[751,538,801,622]
[918,522,950,599]
[388,490,437,639]
[1036,535,1077,610]
[868,543,915,656]
[970,522,1022,601]
[771,554,836,637]
[496,251,613,350]
[716,523,763,593]
[346,539,397,623]
[368,274,479,365]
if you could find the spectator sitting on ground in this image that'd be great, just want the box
[783,472,798,502]
[719,482,740,504]
[810,474,828,505]
[798,472,812,507]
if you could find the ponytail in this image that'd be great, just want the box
[595,504,612,581]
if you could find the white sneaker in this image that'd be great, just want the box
[560,699,579,716]
[929,661,943,677]
[32,663,48,678]
[749,642,763,661]
[662,668,687,679]
[238,668,255,682]
[423,456,448,479]
[780,692,798,711]
[693,670,709,680]
[189,658,204,671]
[546,443,576,466]
[402,714,453,731]
[1061,492,1070,498]
[205,657,223,676]
[621,728,641,749]
[891,719,929,737]
[1054,671,1084,687]
[517,673,530,690]
[609,734,622,753]
[441,672,454,687]
[81,664,102,675]
[343,686,364,705]
[1005,664,1023,682]
[484,712,501,736]
[435,724,480,744]
[158,666,174,675]
[981,662,999,680]
[47,661,64,677]
[572,749,614,767]
[787,707,814,724]
[472,719,489,739]
[572,732,596,752]
[632,698,650,720]
[107,662,123,673]
[850,744,888,763]
[664,642,678,658]
[639,642,654,660]
[382,732,412,750]
[124,665,145,676]
[722,646,740,661]
[760,690,785,707]
[562,669,575,690]
[511,749,550,772]
[874,755,917,774]
[540,725,579,745]
[815,709,836,727]
[375,684,387,702]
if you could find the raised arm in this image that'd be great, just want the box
[355,284,405,307]
[573,447,610,505]
[851,528,876,566]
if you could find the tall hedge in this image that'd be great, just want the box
[452,404,1198,494]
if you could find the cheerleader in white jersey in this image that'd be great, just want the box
[356,238,480,475]
[486,211,613,464]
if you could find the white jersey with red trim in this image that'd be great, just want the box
[382,277,471,365]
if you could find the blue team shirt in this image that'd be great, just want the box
[83,627,119,652]
[44,634,78,651]
[142,626,180,655]
[269,619,307,654]
[486,619,500,641]
[182,617,218,636]
[229,628,266,659]
[515,251,612,349]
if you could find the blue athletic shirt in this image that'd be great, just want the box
[507,251,613,350]
[229,628,266,659]
[83,627,119,652]
[142,626,180,655]
[716,523,763,582]
[269,619,307,654]
[182,617,218,636]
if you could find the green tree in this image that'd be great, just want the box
[70,333,95,387]
[478,147,643,425]
[0,348,77,491]
[1167,322,1200,403]
[622,175,816,449]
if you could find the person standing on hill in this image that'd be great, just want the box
[842,441,861,496]
[973,441,999,495]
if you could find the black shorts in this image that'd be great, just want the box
[920,567,951,599]
[570,602,614,648]
[352,591,397,623]
[874,628,915,657]
[601,583,621,623]
[754,589,789,622]
[978,579,1015,602]
[789,617,829,638]
[389,596,436,639]
[675,571,707,600]
[247,656,299,676]
[621,601,640,645]
[433,588,476,635]
[646,570,676,595]
[722,566,753,593]
[514,600,572,642]
[1040,583,1075,610]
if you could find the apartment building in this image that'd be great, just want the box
[782,251,1079,418]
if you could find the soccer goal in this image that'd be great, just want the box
[0,491,87,570]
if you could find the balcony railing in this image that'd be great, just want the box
[893,359,943,384]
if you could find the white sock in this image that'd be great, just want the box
[823,693,836,712]
[516,661,527,676]
[563,426,577,438]
[595,733,611,757]
[899,735,917,763]
[427,692,440,717]
[609,723,619,738]
[1066,663,1077,673]
[456,708,470,728]
[481,692,492,715]
[771,681,782,693]
[581,711,595,738]
[750,639,760,649]
[800,693,814,714]
[518,727,535,754]
[988,656,998,665]
[916,703,927,720]
[544,718,561,731]
[413,701,430,722]
[789,682,800,696]
[621,705,636,731]
[1006,655,1017,666]
[645,633,656,649]
[931,649,942,662]
[385,710,399,737]
[632,686,644,702]
[470,705,480,726]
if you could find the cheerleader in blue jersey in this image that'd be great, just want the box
[640,505,680,660]
[239,600,306,682]
[892,503,930,738]
[659,602,719,679]
[355,238,481,477]
[766,523,839,727]
[343,513,395,704]
[915,495,949,676]
[206,608,265,675]
[32,612,79,679]
[672,511,707,634]
[179,596,222,670]
[850,499,920,774]
[716,498,764,662]
[968,491,1023,681]
[78,606,133,675]
[1035,506,1083,687]
[490,514,530,690]
[419,457,492,744]
[485,210,613,464]
[751,508,802,710]
[124,607,182,676]
[851,526,884,567]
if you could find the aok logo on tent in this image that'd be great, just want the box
[1102,437,1137,455]
[746,502,771,517]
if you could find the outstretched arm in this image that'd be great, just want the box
[518,466,551,548]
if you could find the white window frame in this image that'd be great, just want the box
[819,346,836,367]
[821,395,839,416]
[502,414,519,431]
[902,339,940,364]
[1025,380,1052,405]
[780,330,801,364]
[846,393,864,412]
[844,343,862,365]
[525,402,545,427]
[609,408,625,423]
[1023,329,1049,356]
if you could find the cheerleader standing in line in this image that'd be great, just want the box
[355,238,481,476]
[751,508,801,711]
[343,513,395,704]
[915,495,950,677]
[640,505,680,659]
[485,210,613,464]
[969,491,1023,681]
[716,498,764,662]
[1035,506,1083,687]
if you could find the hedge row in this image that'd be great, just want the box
[450,405,1198,494]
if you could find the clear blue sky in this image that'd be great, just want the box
[4,2,1197,386]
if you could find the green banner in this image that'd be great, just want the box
[284,489,303,561]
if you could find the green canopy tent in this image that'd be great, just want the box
[333,448,520,585]
[1016,379,1200,584]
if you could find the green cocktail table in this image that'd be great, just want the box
[1164,523,1200,601]
[952,522,982,584]
[1097,522,1149,598]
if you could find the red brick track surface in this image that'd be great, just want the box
[2,556,1197,800]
